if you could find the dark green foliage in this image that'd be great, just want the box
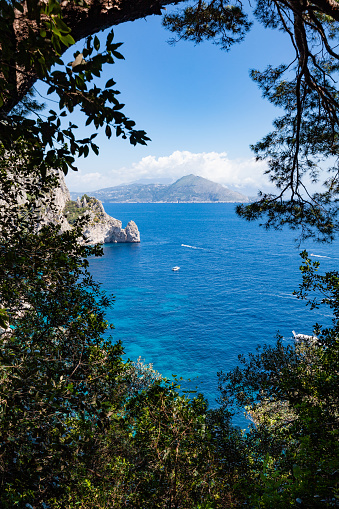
[0,150,246,508]
[164,0,339,241]
[1,1,339,506]
[0,157,121,505]
[294,250,339,340]
[63,199,89,224]
[0,0,150,178]
[236,59,339,241]
[218,253,339,507]
[235,15,339,241]
[11,88,46,118]
[2,184,338,507]
[163,1,251,50]
[63,195,103,225]
[119,388,243,508]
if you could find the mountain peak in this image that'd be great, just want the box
[70,175,249,203]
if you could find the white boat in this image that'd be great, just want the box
[172,266,180,271]
[292,330,318,341]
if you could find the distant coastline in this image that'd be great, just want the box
[96,200,247,204]
[70,174,249,204]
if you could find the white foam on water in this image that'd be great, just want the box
[181,244,204,250]
[264,292,296,300]
[310,253,330,259]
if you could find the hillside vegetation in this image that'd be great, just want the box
[63,195,105,225]
[75,175,249,203]
[1,0,339,505]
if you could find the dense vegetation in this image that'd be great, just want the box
[1,177,338,507]
[63,195,104,225]
[0,0,338,507]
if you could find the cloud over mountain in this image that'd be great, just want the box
[125,151,270,191]
[66,150,271,194]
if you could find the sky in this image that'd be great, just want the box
[38,3,296,194]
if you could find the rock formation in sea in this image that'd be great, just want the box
[50,172,140,244]
[70,195,140,244]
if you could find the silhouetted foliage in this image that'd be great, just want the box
[165,0,339,241]
[1,1,339,507]
[218,253,339,506]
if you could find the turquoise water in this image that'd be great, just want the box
[89,203,339,407]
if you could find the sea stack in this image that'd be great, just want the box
[52,172,141,244]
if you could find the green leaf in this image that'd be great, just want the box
[105,78,115,88]
[0,309,9,329]
[106,30,114,46]
[60,33,75,47]
[112,50,124,60]
[54,16,71,34]
[94,35,100,51]
[91,143,99,155]
[105,125,112,138]
[113,103,125,111]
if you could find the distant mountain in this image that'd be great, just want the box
[70,175,249,203]
[131,177,173,185]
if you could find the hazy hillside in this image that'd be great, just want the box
[70,175,249,203]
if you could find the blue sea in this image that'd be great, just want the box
[89,203,339,408]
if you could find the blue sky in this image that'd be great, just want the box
[42,4,295,193]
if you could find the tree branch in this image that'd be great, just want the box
[4,0,177,112]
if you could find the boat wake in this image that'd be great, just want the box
[181,244,204,250]
[310,253,330,259]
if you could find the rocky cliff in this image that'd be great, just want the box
[65,194,140,244]
[52,173,140,244]
[40,171,72,233]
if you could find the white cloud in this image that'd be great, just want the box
[65,171,117,192]
[117,151,272,194]
[66,150,273,194]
